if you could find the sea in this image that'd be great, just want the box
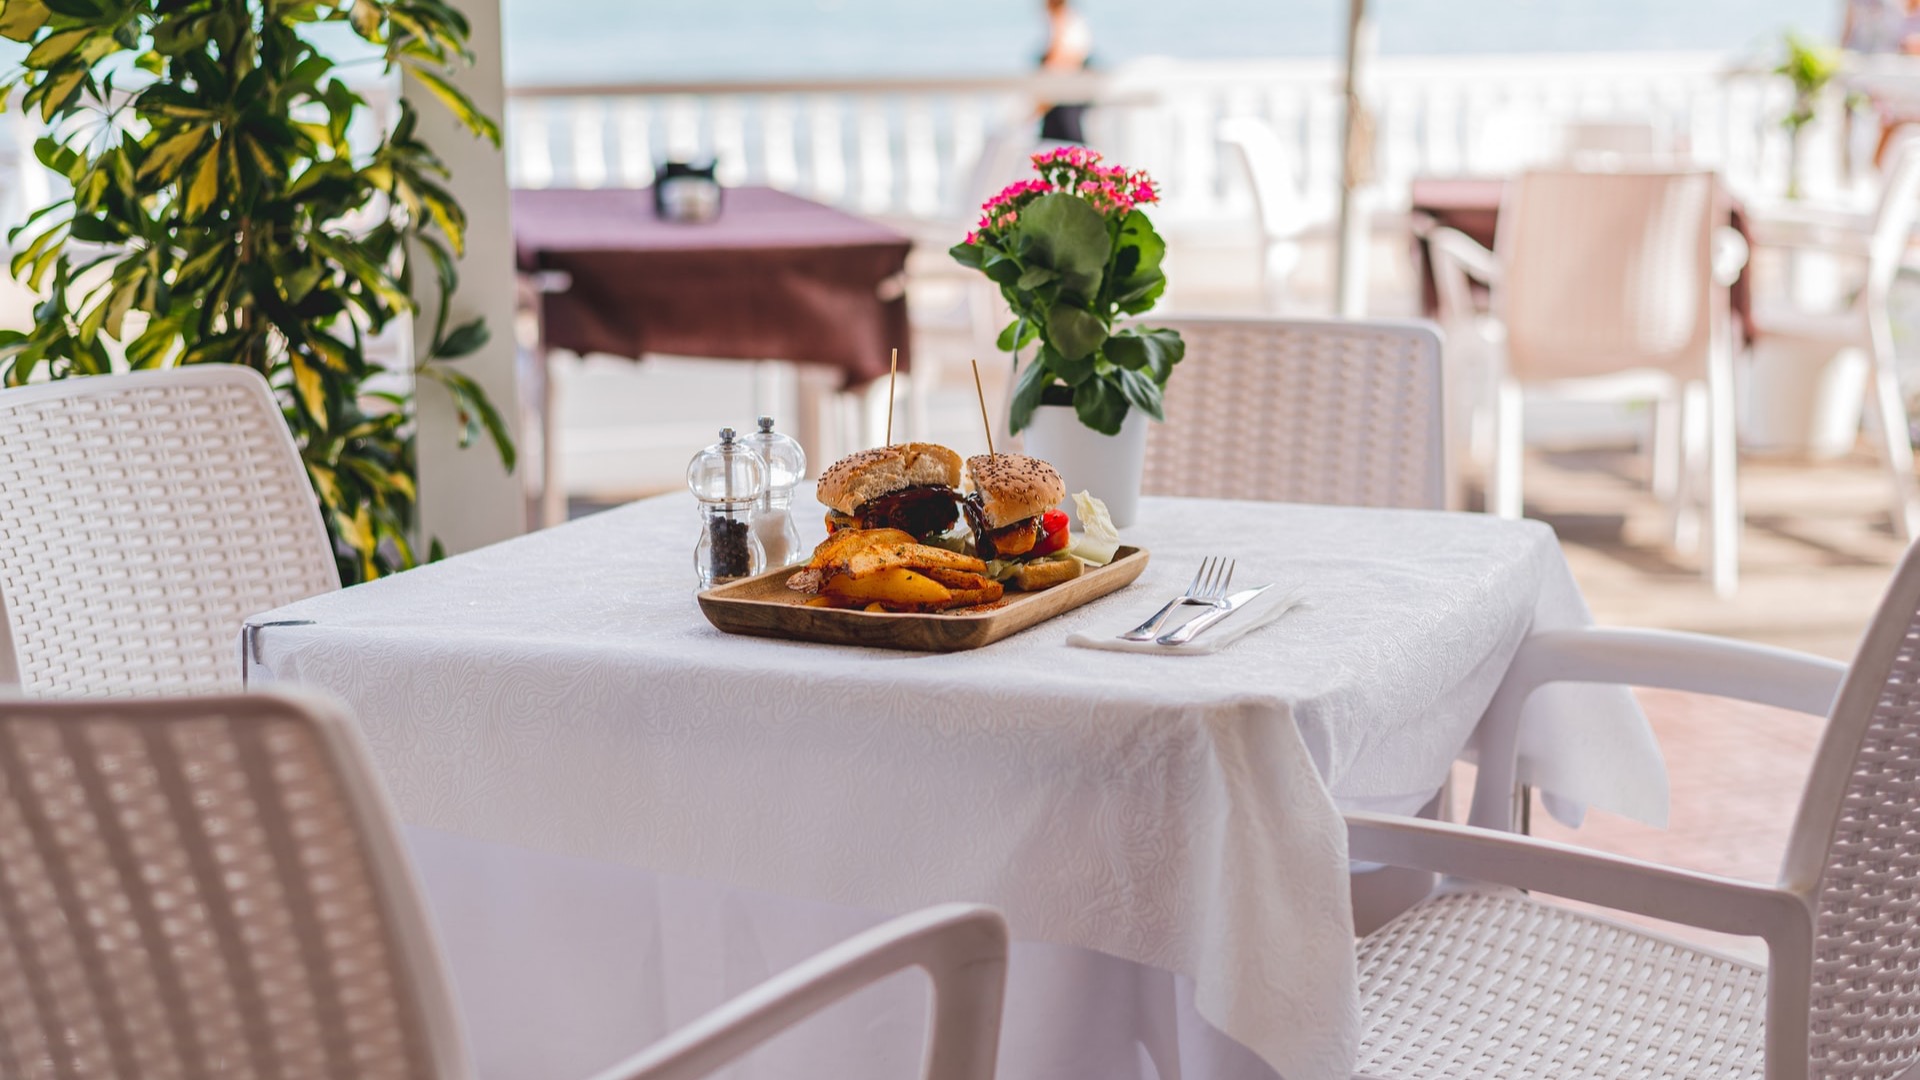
[500,0,1836,86]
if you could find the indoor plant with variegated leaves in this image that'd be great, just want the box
[0,0,513,584]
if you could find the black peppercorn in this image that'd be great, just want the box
[707,515,752,579]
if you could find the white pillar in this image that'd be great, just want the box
[411,0,525,553]
[1334,0,1374,318]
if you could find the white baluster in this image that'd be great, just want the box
[569,98,608,188]
[615,99,654,187]
[808,96,846,204]
[948,99,985,215]
[512,100,554,189]
[762,95,800,191]
[856,97,893,214]
[903,95,940,217]
[666,94,702,160]
[712,97,750,185]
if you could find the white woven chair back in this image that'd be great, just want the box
[0,367,338,695]
[0,690,469,1079]
[1142,317,1446,510]
[1499,169,1717,383]
[1783,540,1920,1077]
[1218,116,1310,241]
[1865,136,1920,308]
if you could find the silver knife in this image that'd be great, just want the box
[1156,585,1273,646]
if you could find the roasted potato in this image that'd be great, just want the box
[822,567,954,606]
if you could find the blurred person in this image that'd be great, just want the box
[1038,0,1092,143]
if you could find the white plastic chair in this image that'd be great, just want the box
[0,366,339,695]
[0,689,1011,1080]
[1340,534,1920,1079]
[1557,118,1667,166]
[1218,117,1318,312]
[1750,135,1920,542]
[1142,317,1448,510]
[1440,169,1745,595]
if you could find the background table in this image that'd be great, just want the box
[513,187,913,522]
[1409,175,1755,341]
[247,490,1664,1080]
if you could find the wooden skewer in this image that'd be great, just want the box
[884,347,897,446]
[971,358,995,458]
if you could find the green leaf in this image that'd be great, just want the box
[1015,265,1056,290]
[1043,339,1096,387]
[1116,367,1164,421]
[1046,303,1107,363]
[1008,354,1052,435]
[994,317,1036,354]
[1072,376,1129,436]
[138,126,207,181]
[948,240,988,269]
[26,27,90,68]
[434,316,487,358]
[406,66,501,145]
[37,67,86,121]
[1105,326,1185,382]
[0,1,50,43]
[1010,192,1111,297]
[184,145,219,218]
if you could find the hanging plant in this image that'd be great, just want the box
[0,0,514,584]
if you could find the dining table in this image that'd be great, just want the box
[513,187,914,525]
[243,488,1667,1080]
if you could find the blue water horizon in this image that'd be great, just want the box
[503,0,1834,86]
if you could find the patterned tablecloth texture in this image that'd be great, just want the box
[247,488,1662,1080]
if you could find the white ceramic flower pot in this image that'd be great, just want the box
[1020,402,1151,528]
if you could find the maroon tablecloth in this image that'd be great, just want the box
[1409,176,1754,342]
[513,187,912,387]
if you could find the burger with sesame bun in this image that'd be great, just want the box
[816,442,966,544]
[963,453,1083,590]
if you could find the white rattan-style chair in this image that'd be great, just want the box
[1750,134,1920,543]
[1436,169,1746,595]
[1342,536,1920,1079]
[1218,117,1319,311]
[0,689,1010,1080]
[0,366,338,695]
[1142,316,1447,510]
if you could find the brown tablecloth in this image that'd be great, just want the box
[1409,176,1754,342]
[513,187,912,387]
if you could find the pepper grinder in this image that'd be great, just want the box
[743,416,807,567]
[686,427,766,590]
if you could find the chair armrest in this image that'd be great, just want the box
[1507,627,1845,716]
[1346,811,1811,941]
[1712,225,1749,287]
[1746,210,1874,257]
[589,904,1009,1080]
[1427,225,1500,286]
[1465,627,1845,830]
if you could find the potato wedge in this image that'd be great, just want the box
[821,567,954,606]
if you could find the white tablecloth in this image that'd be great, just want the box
[246,491,1663,1080]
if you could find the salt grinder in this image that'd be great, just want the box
[743,416,807,567]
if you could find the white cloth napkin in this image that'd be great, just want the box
[1066,587,1305,655]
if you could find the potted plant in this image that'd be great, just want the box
[0,0,512,584]
[1776,32,1840,201]
[950,147,1183,526]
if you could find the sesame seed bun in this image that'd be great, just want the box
[816,443,963,514]
[965,454,1067,530]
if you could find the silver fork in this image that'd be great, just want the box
[1119,557,1237,640]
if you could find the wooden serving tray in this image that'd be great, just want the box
[697,547,1149,652]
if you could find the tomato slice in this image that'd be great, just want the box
[1032,509,1071,555]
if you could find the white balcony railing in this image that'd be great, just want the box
[504,52,1823,231]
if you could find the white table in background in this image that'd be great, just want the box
[246,489,1664,1080]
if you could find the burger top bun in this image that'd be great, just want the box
[816,443,963,515]
[966,454,1067,530]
